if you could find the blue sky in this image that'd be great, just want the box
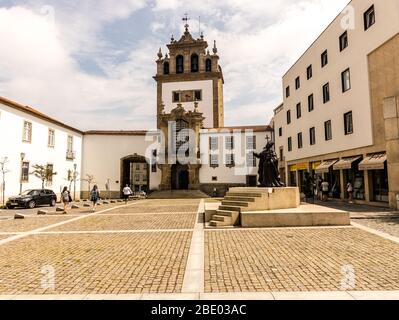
[0,0,348,130]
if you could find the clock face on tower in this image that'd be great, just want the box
[154,19,224,130]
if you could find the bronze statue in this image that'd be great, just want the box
[253,139,285,188]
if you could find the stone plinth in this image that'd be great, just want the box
[241,204,350,228]
[228,187,300,210]
[206,187,349,228]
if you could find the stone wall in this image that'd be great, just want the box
[369,33,399,209]
[199,183,246,197]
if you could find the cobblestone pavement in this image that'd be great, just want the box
[205,228,399,293]
[104,204,199,214]
[48,213,197,231]
[0,232,192,295]
[353,218,399,238]
[0,216,75,233]
[0,199,198,295]
[0,197,398,297]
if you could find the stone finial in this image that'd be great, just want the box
[171,35,175,43]
[157,48,163,59]
[165,53,169,59]
[200,32,204,40]
[213,40,218,54]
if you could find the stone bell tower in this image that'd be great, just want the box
[153,18,224,190]
[153,18,224,129]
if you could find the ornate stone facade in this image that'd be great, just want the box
[157,103,204,190]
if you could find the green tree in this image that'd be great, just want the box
[0,157,10,207]
[31,164,57,189]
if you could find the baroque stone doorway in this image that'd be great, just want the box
[120,154,149,195]
[171,164,189,190]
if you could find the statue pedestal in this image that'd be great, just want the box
[228,187,300,211]
[206,186,350,228]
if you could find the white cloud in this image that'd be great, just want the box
[0,5,156,130]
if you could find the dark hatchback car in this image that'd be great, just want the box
[6,189,57,209]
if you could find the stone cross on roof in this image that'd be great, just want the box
[183,14,190,32]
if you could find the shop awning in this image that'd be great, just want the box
[359,153,387,171]
[315,160,338,174]
[333,156,362,170]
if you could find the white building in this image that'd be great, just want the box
[0,24,273,202]
[274,0,399,208]
[0,96,83,204]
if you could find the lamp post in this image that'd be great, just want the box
[19,153,25,195]
[73,163,78,201]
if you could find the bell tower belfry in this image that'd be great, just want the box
[153,19,224,129]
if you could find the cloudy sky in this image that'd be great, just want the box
[0,0,349,131]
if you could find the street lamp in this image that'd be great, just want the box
[19,152,25,195]
[73,163,78,201]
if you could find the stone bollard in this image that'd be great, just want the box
[71,205,80,209]
[37,210,48,215]
[14,213,25,219]
[56,207,65,212]
[83,203,90,207]
[103,201,109,204]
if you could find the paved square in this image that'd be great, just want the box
[104,201,199,215]
[0,216,75,233]
[0,232,192,295]
[0,198,398,299]
[205,228,399,293]
[48,213,197,231]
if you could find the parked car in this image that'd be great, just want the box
[6,189,57,209]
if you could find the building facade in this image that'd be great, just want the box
[0,24,272,201]
[0,97,83,204]
[274,0,399,208]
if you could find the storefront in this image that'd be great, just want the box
[288,163,308,190]
[359,153,388,203]
[333,156,365,200]
[315,159,340,199]
[289,165,297,187]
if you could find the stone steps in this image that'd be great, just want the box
[224,196,256,202]
[208,209,240,227]
[226,192,262,198]
[208,189,267,229]
[221,200,249,207]
[219,205,242,212]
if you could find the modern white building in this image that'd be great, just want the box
[0,96,83,205]
[274,0,399,208]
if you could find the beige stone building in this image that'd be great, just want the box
[274,0,399,208]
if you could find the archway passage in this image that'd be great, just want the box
[121,155,149,195]
[171,164,189,190]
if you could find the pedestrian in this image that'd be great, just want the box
[347,180,354,203]
[61,186,71,214]
[321,179,329,202]
[122,184,133,204]
[90,185,100,212]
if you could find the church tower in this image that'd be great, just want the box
[154,19,224,129]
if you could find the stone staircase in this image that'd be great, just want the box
[208,191,263,227]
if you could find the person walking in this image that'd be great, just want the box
[347,180,354,203]
[61,186,71,214]
[321,179,329,202]
[90,185,100,212]
[122,184,133,204]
